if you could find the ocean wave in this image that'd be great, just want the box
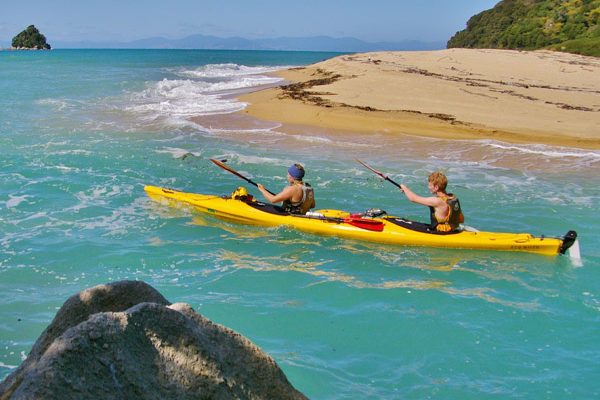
[397,137,600,173]
[484,142,600,160]
[36,98,72,111]
[124,63,286,123]
[127,79,248,117]
[3,194,33,209]
[0,361,17,370]
[207,127,334,144]
[155,147,203,159]
[215,153,284,166]
[45,149,93,156]
[207,126,388,150]
[174,63,288,79]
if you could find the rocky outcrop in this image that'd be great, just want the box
[0,281,307,400]
[11,25,51,50]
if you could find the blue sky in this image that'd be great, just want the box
[1,0,499,45]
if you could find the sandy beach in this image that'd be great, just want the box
[231,49,600,149]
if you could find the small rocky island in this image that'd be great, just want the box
[10,25,51,50]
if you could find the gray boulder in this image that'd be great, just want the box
[0,280,307,400]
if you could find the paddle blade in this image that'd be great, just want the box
[210,158,276,196]
[210,158,246,181]
[355,157,387,179]
[355,157,403,190]
[343,218,385,232]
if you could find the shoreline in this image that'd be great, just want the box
[234,49,600,150]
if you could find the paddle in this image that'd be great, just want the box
[326,216,384,231]
[355,157,403,190]
[210,158,276,195]
[303,212,383,231]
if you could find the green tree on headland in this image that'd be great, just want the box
[447,0,600,57]
[12,25,51,49]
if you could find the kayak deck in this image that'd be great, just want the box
[144,185,577,256]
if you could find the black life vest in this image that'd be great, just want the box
[429,194,464,232]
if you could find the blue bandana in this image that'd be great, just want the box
[288,164,305,179]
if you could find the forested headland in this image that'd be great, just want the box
[448,0,600,56]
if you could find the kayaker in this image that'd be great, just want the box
[257,163,315,215]
[400,171,464,232]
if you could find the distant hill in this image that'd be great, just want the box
[11,25,51,49]
[447,0,600,57]
[49,34,445,52]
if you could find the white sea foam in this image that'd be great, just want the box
[267,130,334,144]
[484,142,600,160]
[174,63,288,79]
[36,98,71,111]
[46,149,93,156]
[71,199,143,235]
[125,63,286,124]
[63,185,130,215]
[207,127,335,144]
[155,147,202,159]
[0,361,17,369]
[208,126,383,150]
[218,153,283,166]
[4,195,32,209]
[128,79,248,117]
[408,137,600,172]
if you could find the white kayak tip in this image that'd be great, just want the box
[460,224,480,232]
[568,239,582,266]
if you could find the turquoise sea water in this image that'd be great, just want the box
[1,49,599,399]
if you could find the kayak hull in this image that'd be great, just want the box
[145,185,573,256]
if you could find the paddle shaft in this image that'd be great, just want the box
[383,176,403,190]
[210,158,276,195]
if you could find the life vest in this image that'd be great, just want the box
[282,182,314,215]
[429,194,464,232]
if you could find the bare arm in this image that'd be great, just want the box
[400,184,441,207]
[258,183,295,204]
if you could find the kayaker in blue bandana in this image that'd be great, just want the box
[400,171,464,232]
[258,163,315,215]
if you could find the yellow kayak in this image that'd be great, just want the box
[144,185,578,256]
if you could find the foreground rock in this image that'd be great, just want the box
[0,281,307,400]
